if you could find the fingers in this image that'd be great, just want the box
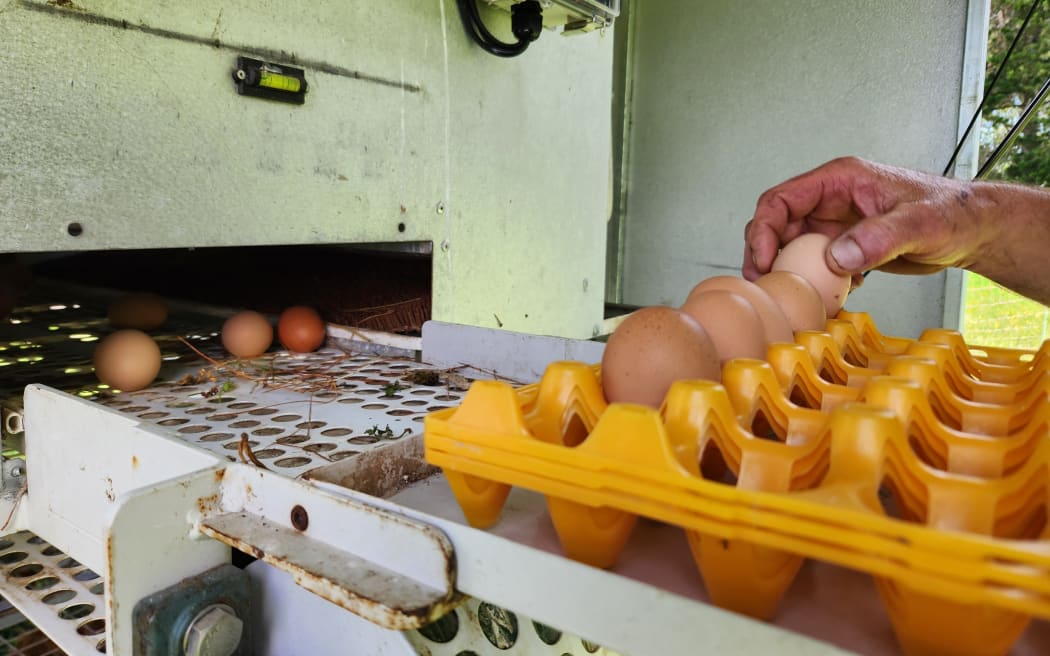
[743,220,782,280]
[825,205,931,275]
[744,158,875,277]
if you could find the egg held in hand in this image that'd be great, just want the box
[680,290,768,365]
[93,329,162,392]
[222,310,274,358]
[685,276,792,345]
[770,233,851,317]
[754,271,826,333]
[601,306,721,408]
[278,306,326,353]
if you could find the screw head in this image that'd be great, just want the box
[184,604,243,656]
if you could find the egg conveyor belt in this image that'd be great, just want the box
[424,313,1050,656]
[0,282,464,480]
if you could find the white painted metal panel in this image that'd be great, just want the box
[0,0,614,338]
[106,467,230,656]
[618,1,975,339]
[23,385,222,574]
[422,320,605,383]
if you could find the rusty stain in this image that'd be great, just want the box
[337,174,348,181]
[103,477,114,502]
[214,467,226,483]
[131,455,139,470]
[106,535,116,616]
[197,493,220,515]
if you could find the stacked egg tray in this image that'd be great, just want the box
[424,311,1050,656]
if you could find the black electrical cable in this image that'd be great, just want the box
[943,0,1045,176]
[977,71,1050,178]
[455,0,541,58]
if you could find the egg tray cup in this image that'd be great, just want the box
[764,325,1050,479]
[835,312,1050,386]
[782,328,1050,437]
[425,346,1050,656]
[710,357,1050,656]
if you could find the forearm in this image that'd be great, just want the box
[967,181,1050,306]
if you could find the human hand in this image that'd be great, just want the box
[742,157,990,288]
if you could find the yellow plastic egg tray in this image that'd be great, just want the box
[423,313,1050,656]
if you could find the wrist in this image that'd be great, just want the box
[963,181,1050,303]
[958,181,1012,275]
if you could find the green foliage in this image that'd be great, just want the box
[962,2,1050,350]
[981,0,1050,185]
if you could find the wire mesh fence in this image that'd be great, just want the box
[962,272,1050,350]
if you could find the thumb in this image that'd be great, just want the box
[825,207,921,275]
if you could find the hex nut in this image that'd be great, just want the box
[184,604,243,656]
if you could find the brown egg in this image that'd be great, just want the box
[685,276,792,344]
[278,306,326,353]
[222,310,273,358]
[770,233,851,317]
[601,306,721,408]
[754,271,827,333]
[680,290,768,365]
[108,292,168,331]
[93,329,162,392]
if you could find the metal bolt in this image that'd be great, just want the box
[184,604,243,656]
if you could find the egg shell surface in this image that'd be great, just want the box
[770,233,850,317]
[754,271,827,333]
[278,306,327,353]
[685,276,792,345]
[93,329,162,392]
[222,310,274,358]
[680,290,768,365]
[601,306,721,408]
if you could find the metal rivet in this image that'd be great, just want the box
[290,505,309,531]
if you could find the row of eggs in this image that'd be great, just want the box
[602,234,851,408]
[94,294,328,392]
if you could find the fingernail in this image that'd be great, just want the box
[829,237,864,272]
